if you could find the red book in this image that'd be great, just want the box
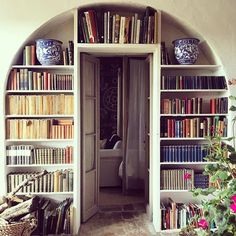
[88,10,98,43]
[167,119,172,137]
[31,45,36,65]
[187,99,191,114]
[210,98,216,114]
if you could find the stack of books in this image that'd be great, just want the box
[161,116,228,138]
[7,169,73,193]
[23,44,36,65]
[161,198,202,230]
[161,75,227,90]
[34,198,73,235]
[194,172,209,189]
[7,69,73,91]
[6,94,74,115]
[161,145,209,162]
[78,7,158,44]
[161,169,194,190]
[6,145,73,165]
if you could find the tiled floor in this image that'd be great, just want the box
[79,203,156,236]
[99,187,145,206]
[79,187,156,236]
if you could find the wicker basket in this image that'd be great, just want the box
[0,218,37,236]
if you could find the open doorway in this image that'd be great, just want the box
[81,53,151,222]
[99,56,148,208]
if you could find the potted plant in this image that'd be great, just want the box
[179,95,236,235]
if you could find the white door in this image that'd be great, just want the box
[81,53,100,222]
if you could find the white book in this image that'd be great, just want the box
[119,16,126,44]
[104,12,107,44]
[136,19,141,44]
[130,16,134,43]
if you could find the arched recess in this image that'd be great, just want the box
[3,3,227,234]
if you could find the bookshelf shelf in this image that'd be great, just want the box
[160,162,216,165]
[12,65,74,70]
[160,137,207,141]
[6,90,74,94]
[160,64,221,71]
[160,113,228,117]
[161,89,228,92]
[7,164,74,168]
[6,139,74,142]
[14,192,74,195]
[161,229,181,233]
[77,43,158,54]
[5,115,74,118]
[160,190,190,193]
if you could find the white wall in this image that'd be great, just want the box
[0,0,236,194]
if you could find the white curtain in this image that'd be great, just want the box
[125,59,147,190]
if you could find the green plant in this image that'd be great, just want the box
[179,225,198,236]
[188,95,236,236]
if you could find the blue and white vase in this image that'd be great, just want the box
[173,38,200,65]
[36,39,62,65]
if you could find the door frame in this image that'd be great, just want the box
[79,47,160,228]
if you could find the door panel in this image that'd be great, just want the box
[84,99,95,134]
[85,135,96,172]
[81,53,100,222]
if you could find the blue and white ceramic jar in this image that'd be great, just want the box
[36,39,62,65]
[173,38,200,65]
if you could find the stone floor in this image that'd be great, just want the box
[79,187,157,236]
[79,203,156,236]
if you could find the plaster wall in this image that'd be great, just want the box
[0,0,235,195]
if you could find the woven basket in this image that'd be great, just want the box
[0,218,37,236]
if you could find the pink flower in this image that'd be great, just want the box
[230,203,236,213]
[231,195,236,203]
[198,219,208,230]
[184,172,192,180]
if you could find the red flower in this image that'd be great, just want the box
[231,194,236,203]
[184,172,192,180]
[198,219,208,230]
[230,203,236,213]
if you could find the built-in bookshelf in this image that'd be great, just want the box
[4,11,76,234]
[3,4,228,235]
[159,62,229,230]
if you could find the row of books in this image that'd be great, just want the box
[161,42,171,65]
[8,69,73,91]
[161,97,203,114]
[35,198,73,235]
[161,117,228,138]
[23,44,36,65]
[6,95,74,115]
[161,169,194,190]
[161,145,209,162]
[63,40,74,65]
[161,75,227,90]
[161,97,228,114]
[78,7,158,44]
[210,97,228,114]
[7,169,73,193]
[6,145,73,165]
[161,199,202,230]
[194,173,209,189]
[6,119,74,139]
